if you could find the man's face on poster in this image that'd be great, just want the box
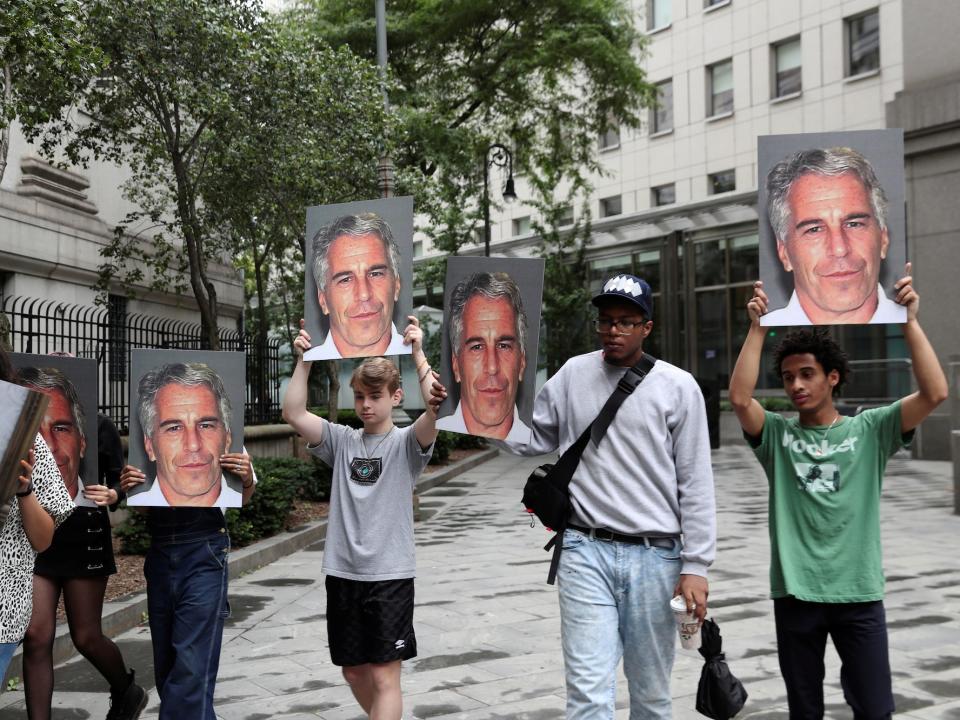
[777,172,889,318]
[144,382,230,505]
[318,232,400,357]
[452,295,526,438]
[38,388,84,492]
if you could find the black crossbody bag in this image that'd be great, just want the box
[521,353,656,584]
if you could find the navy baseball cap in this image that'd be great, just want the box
[591,274,654,318]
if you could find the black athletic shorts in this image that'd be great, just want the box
[325,575,417,667]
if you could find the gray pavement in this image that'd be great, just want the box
[2,445,960,719]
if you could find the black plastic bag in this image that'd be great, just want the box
[696,618,748,719]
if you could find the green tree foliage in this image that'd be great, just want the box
[291,0,655,370]
[0,0,102,182]
[39,0,271,349]
[200,16,389,414]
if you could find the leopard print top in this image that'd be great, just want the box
[0,435,74,642]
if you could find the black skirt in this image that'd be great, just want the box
[34,505,117,578]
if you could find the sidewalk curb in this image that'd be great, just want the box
[5,447,499,682]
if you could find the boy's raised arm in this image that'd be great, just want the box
[404,316,442,450]
[729,280,769,438]
[281,320,326,446]
[895,264,949,433]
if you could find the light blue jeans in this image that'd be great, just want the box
[557,528,682,720]
[0,641,19,683]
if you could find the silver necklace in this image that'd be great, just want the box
[362,427,394,458]
[811,413,841,457]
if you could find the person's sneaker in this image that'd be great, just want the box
[106,670,148,720]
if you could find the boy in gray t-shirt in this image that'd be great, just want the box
[282,316,442,720]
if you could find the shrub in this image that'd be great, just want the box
[231,469,300,542]
[451,433,488,450]
[114,509,151,555]
[301,457,333,501]
[308,407,363,429]
[429,431,453,464]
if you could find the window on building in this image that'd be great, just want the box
[652,79,673,134]
[589,254,632,294]
[558,205,575,227]
[512,216,532,236]
[633,249,662,293]
[709,169,736,195]
[707,60,733,117]
[599,124,620,151]
[652,184,675,207]
[728,234,759,284]
[704,0,729,7]
[599,195,622,218]
[412,240,423,258]
[846,9,880,77]
[773,37,802,97]
[647,0,671,31]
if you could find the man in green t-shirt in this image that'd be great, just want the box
[729,262,948,719]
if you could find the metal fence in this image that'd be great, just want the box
[0,296,282,431]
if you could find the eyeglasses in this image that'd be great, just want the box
[594,318,645,334]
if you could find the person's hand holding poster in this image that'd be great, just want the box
[435,257,544,443]
[126,350,246,508]
[758,129,907,326]
[303,197,415,361]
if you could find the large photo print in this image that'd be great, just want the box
[11,354,100,507]
[303,196,415,361]
[758,129,907,326]
[435,256,545,443]
[127,350,246,508]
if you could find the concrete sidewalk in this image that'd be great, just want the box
[3,445,960,719]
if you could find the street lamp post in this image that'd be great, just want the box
[375,0,394,198]
[482,143,517,257]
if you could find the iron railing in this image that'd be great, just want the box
[0,296,282,432]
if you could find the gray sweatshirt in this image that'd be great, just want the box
[501,351,716,577]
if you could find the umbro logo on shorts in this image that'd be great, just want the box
[395,639,406,650]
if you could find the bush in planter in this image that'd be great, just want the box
[451,433,487,450]
[220,459,300,547]
[114,509,151,555]
[429,431,453,464]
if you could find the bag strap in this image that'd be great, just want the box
[590,353,656,447]
[542,353,656,584]
[552,353,656,488]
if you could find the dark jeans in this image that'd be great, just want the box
[774,597,893,720]
[145,526,230,720]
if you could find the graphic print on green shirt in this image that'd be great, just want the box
[750,401,911,603]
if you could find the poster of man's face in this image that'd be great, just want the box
[758,129,907,326]
[127,350,245,508]
[303,197,414,361]
[11,354,99,503]
[436,257,544,443]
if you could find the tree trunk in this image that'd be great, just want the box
[180,205,221,349]
[253,245,271,416]
[324,360,339,424]
[0,65,12,184]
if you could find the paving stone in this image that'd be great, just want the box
[11,446,959,719]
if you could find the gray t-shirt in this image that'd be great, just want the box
[309,420,433,581]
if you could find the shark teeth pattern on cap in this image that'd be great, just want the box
[604,275,643,297]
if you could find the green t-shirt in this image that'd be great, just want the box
[749,402,911,602]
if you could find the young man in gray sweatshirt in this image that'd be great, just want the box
[496,273,716,720]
